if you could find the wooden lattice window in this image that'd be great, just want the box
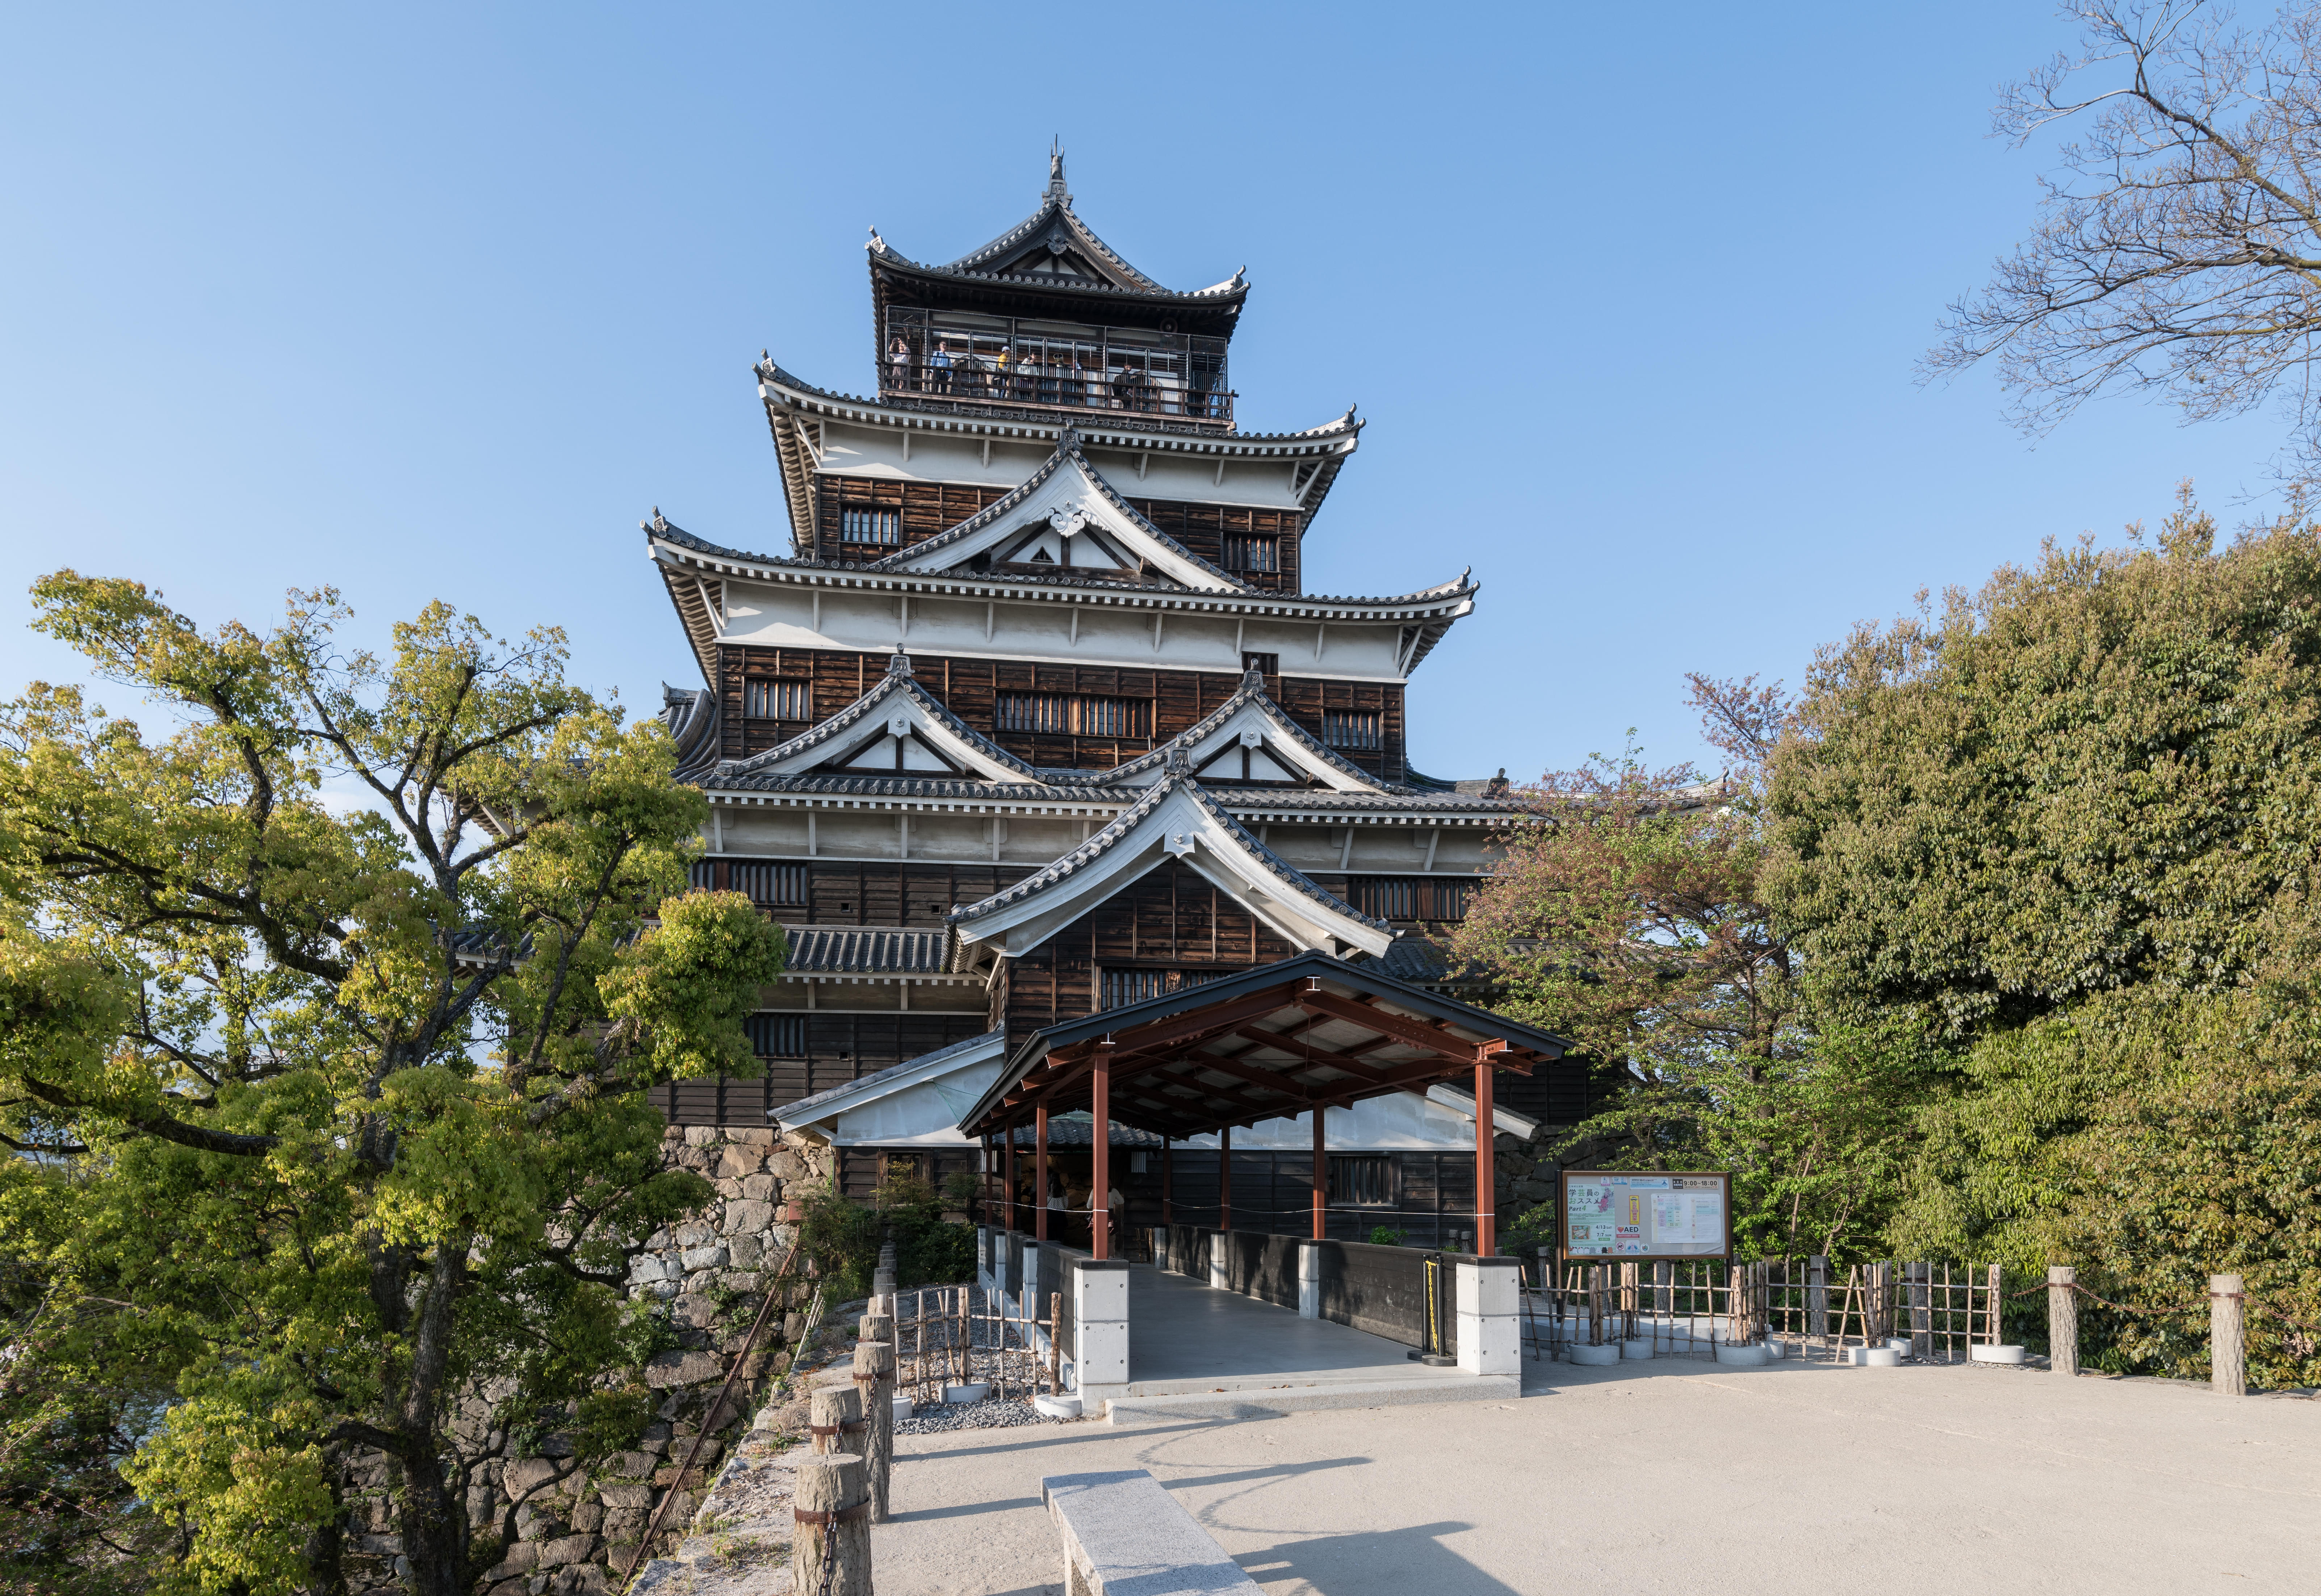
[744,678,811,720]
[1350,877,1471,921]
[747,1014,808,1057]
[1329,1154,1395,1206]
[727,862,808,908]
[1323,709,1382,751]
[1223,535,1279,573]
[1099,967,1234,1010]
[996,693,1152,739]
[841,508,901,545]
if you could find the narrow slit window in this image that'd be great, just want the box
[841,508,901,545]
[744,678,811,720]
[1328,1154,1395,1207]
[729,862,808,908]
[746,1014,809,1057]
[1224,535,1279,573]
[1323,709,1382,751]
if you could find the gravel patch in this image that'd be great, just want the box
[894,1396,1074,1434]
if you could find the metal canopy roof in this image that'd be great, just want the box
[957,951,1568,1143]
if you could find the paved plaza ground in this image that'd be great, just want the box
[873,1354,2317,1595]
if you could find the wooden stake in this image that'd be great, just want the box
[2048,1266,2079,1377]
[791,1453,870,1596]
[808,1385,863,1457]
[852,1337,895,1522]
[2211,1274,2247,1397]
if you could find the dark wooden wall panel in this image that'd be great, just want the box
[810,474,1306,595]
[655,1011,990,1126]
[719,644,1405,778]
[1001,860,1296,1044]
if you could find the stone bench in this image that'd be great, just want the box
[1042,1470,1262,1596]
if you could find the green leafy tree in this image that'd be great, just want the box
[1769,493,2321,1380]
[1454,684,1936,1261]
[0,575,786,1596]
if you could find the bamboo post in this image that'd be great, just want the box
[808,1384,863,1457]
[914,1293,927,1406]
[2048,1266,2079,1377]
[1909,1262,1931,1359]
[790,1453,870,1596]
[2211,1274,2247,1397]
[852,1337,895,1522]
[1985,1264,2002,1346]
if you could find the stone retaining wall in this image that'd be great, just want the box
[342,1125,835,1596]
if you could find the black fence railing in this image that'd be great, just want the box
[881,360,1233,423]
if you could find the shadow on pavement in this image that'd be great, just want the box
[1231,1522,1521,1596]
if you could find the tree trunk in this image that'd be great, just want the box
[393,1245,470,1596]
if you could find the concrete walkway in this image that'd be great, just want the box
[1118,1263,1467,1395]
[874,1354,2319,1595]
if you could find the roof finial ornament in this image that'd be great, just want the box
[887,651,914,678]
[1165,743,1191,776]
[1047,138,1070,208]
[866,226,885,254]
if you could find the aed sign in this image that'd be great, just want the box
[1559,1170,1731,1260]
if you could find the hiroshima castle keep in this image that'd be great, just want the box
[647,154,1591,1255]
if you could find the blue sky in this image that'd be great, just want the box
[0,3,2291,783]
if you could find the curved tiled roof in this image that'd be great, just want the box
[866,163,1247,306]
[783,926,952,975]
[649,511,1476,617]
[1097,666,1400,792]
[858,430,1251,593]
[709,654,1040,784]
[774,1027,1004,1124]
[757,361,1358,446]
[946,771,1392,940]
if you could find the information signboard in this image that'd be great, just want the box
[1558,1169,1731,1260]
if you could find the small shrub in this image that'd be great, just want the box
[1367,1226,1407,1247]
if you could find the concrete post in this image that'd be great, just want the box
[1807,1256,1828,1341]
[977,1225,993,1295]
[1298,1239,1322,1319]
[790,1453,869,1596]
[1454,1257,1522,1376]
[988,1228,1011,1311]
[2211,1274,2247,1396]
[1072,1258,1131,1403]
[2049,1266,2079,1377]
[1207,1229,1229,1293]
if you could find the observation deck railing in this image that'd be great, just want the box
[879,360,1235,425]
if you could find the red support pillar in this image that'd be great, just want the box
[1035,1102,1050,1243]
[1091,1048,1113,1260]
[1005,1118,1018,1233]
[1474,1052,1498,1257]
[1219,1125,1233,1233]
[1311,1106,1327,1241]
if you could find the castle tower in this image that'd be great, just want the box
[649,158,1567,1242]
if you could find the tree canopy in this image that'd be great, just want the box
[0,576,785,1596]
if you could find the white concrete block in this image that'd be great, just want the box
[1297,1242,1321,1319]
[1207,1236,1228,1293]
[1454,1261,1518,1318]
[1457,1313,1522,1377]
[1074,1266,1130,1324]
[1074,1320,1129,1387]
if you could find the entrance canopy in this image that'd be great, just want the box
[958,951,1567,1143]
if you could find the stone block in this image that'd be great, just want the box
[602,1508,646,1541]
[683,1127,720,1148]
[672,1293,718,1329]
[728,1127,776,1147]
[503,1458,563,1498]
[769,1151,805,1181]
[674,1220,717,1248]
[678,1245,728,1272]
[606,1451,656,1480]
[728,1234,763,1268]
[569,1503,603,1533]
[643,1349,723,1387]
[717,1146,763,1180]
[722,1199,774,1234]
[597,1483,654,1511]
[485,1542,539,1580]
[538,1536,597,1569]
[740,1173,776,1201]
